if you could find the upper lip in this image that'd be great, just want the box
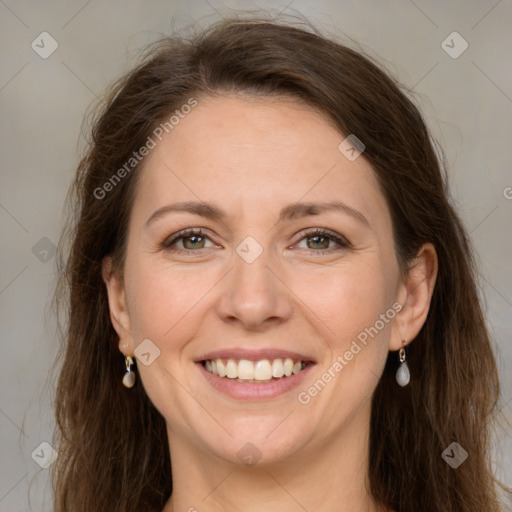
[196,348,315,363]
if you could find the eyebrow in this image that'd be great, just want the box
[145,200,370,229]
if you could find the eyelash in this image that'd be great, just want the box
[161,228,351,255]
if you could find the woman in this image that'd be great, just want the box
[51,15,510,512]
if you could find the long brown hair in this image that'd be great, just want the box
[51,14,511,512]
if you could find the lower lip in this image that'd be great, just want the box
[197,362,314,400]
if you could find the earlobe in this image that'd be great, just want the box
[102,256,134,355]
[390,243,438,351]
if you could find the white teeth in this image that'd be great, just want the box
[272,359,284,378]
[203,357,307,381]
[217,359,226,377]
[292,361,302,375]
[283,358,294,377]
[226,359,238,379]
[238,359,254,380]
[254,360,272,380]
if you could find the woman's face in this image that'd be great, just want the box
[107,94,410,466]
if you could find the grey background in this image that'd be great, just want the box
[1,0,511,510]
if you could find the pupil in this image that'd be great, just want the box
[309,235,328,250]
[185,235,204,249]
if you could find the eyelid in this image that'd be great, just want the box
[162,227,216,249]
[302,234,349,251]
[292,227,352,249]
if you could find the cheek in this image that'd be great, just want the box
[125,257,215,345]
[294,266,393,412]
[290,258,393,346]
[291,259,394,400]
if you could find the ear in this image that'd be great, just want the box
[390,242,438,351]
[102,256,134,356]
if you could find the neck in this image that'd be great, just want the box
[162,404,389,512]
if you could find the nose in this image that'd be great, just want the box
[215,246,293,331]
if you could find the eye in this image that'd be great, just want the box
[161,227,351,255]
[162,228,217,253]
[293,228,351,254]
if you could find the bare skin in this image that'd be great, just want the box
[103,93,437,512]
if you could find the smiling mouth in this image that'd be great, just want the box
[202,358,309,383]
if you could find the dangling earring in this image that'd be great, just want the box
[395,342,410,387]
[122,355,136,388]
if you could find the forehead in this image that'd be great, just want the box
[160,93,344,171]
[132,94,389,230]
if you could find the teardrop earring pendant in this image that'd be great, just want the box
[122,355,136,388]
[395,345,410,387]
